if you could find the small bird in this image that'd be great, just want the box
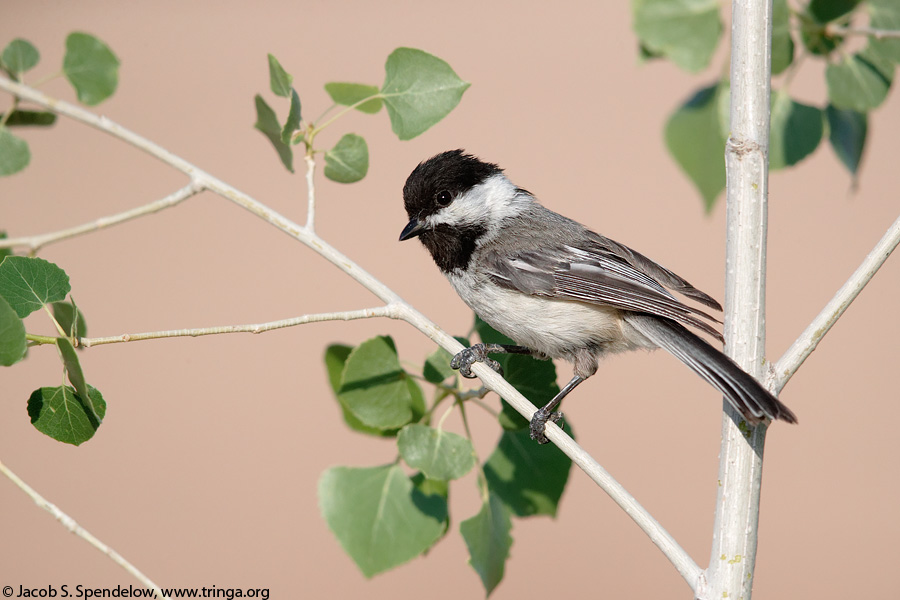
[399,150,797,443]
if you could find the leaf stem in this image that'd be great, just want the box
[435,401,455,431]
[309,93,382,139]
[456,399,490,501]
[29,69,63,88]
[43,304,67,337]
[312,102,338,126]
[827,24,900,39]
[26,334,58,345]
[0,94,16,127]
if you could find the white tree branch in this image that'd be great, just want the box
[305,153,316,231]
[0,73,702,590]
[0,458,170,600]
[0,182,203,253]
[391,302,704,588]
[79,306,398,347]
[826,24,900,40]
[703,1,773,598]
[770,212,900,393]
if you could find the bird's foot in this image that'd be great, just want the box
[450,344,504,379]
[529,408,564,444]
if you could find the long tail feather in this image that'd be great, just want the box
[625,314,798,424]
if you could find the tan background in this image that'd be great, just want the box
[2,1,898,598]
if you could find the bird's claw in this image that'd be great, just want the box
[530,408,564,444]
[450,344,504,379]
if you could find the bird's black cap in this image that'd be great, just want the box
[402,150,502,222]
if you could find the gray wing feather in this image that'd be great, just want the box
[588,233,723,311]
[483,243,724,342]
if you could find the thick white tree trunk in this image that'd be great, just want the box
[700,1,774,598]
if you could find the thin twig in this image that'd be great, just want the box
[827,24,900,39]
[305,153,316,231]
[0,182,203,253]
[0,458,170,600]
[0,73,703,589]
[79,306,396,347]
[770,212,900,393]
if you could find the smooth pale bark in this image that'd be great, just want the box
[701,1,774,599]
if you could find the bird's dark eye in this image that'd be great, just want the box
[435,190,453,206]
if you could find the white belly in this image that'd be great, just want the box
[447,271,652,360]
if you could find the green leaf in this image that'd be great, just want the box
[772,0,795,75]
[632,0,722,73]
[324,133,369,183]
[280,88,302,145]
[826,104,867,176]
[398,424,476,481]
[338,335,417,430]
[2,39,40,74]
[325,344,394,436]
[0,231,10,264]
[870,0,900,63]
[799,17,841,55]
[769,92,824,170]
[0,127,30,176]
[318,464,448,577]
[406,376,426,423]
[325,344,352,392]
[381,48,470,140]
[0,256,71,318]
[423,346,455,384]
[497,400,529,431]
[52,301,87,339]
[324,82,383,114]
[664,83,727,211]
[483,428,573,517]
[57,338,88,397]
[808,0,860,23]
[63,33,119,105]
[267,54,293,98]
[325,344,423,436]
[28,385,106,445]
[412,470,449,497]
[826,45,894,112]
[0,295,26,366]
[500,357,559,414]
[2,110,57,127]
[57,337,102,424]
[253,94,294,172]
[460,493,512,596]
[798,0,860,56]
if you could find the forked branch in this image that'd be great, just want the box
[0,74,704,590]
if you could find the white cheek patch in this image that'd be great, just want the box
[428,174,529,229]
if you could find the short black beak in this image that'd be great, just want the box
[399,217,426,241]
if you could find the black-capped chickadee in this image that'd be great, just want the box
[400,150,797,443]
